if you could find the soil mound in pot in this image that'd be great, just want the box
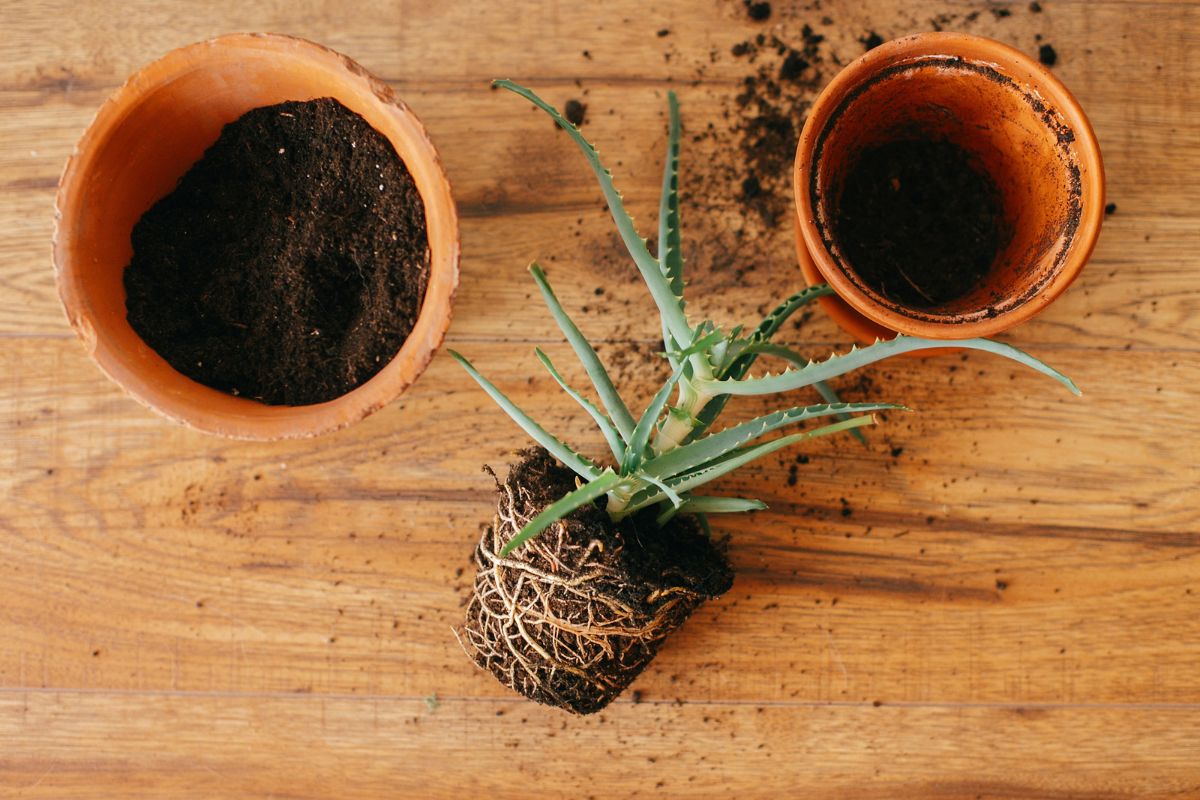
[124,97,430,406]
[831,138,1008,308]
[461,448,734,714]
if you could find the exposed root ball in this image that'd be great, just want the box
[459,448,734,714]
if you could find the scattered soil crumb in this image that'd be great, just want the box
[745,1,771,21]
[564,99,587,126]
[861,31,885,51]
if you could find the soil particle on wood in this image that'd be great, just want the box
[564,99,588,127]
[720,24,828,230]
[832,139,1008,307]
[860,31,885,51]
[123,97,429,406]
[1038,43,1058,65]
[460,448,733,714]
[745,1,771,21]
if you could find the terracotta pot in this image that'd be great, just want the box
[794,32,1104,342]
[54,33,460,439]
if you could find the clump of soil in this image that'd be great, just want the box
[124,97,429,406]
[860,31,885,51]
[832,139,1008,307]
[460,448,733,714]
[745,1,771,21]
[563,98,587,127]
[1038,43,1058,65]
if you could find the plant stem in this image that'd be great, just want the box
[609,379,711,518]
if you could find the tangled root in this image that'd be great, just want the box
[458,448,733,714]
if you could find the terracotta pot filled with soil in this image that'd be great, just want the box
[54,34,459,438]
[794,33,1104,341]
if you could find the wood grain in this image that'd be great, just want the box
[1,0,1198,797]
[2,691,1199,799]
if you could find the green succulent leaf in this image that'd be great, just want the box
[529,263,636,442]
[662,327,681,371]
[495,80,693,351]
[738,283,837,359]
[449,350,603,482]
[623,362,687,473]
[498,470,624,557]
[641,402,903,481]
[656,495,767,525]
[732,340,893,439]
[694,284,836,442]
[617,415,876,517]
[813,379,868,446]
[658,90,684,299]
[534,348,626,464]
[699,336,1081,397]
[667,329,725,361]
[641,473,683,508]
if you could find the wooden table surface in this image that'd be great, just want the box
[3,0,1199,797]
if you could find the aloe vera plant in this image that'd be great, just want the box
[455,81,1079,715]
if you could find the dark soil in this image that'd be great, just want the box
[1038,43,1058,66]
[563,99,587,127]
[725,25,828,230]
[460,448,733,714]
[124,97,429,406]
[860,31,885,51]
[832,139,1008,308]
[745,1,771,21]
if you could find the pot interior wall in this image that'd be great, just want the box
[811,56,1082,321]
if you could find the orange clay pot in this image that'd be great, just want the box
[794,32,1104,342]
[54,33,459,439]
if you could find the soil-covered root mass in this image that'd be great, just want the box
[459,448,734,714]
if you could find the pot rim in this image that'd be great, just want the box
[53,32,461,439]
[793,32,1105,341]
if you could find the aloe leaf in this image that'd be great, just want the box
[529,263,636,442]
[534,348,626,464]
[738,284,836,358]
[657,90,684,298]
[731,340,872,444]
[641,473,683,508]
[656,495,767,525]
[449,350,603,482]
[495,80,693,349]
[668,329,725,361]
[698,336,1081,397]
[623,362,686,473]
[618,416,876,516]
[641,402,902,480]
[813,379,867,446]
[498,471,624,556]
[693,284,836,442]
[662,324,681,370]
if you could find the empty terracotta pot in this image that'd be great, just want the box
[54,33,459,439]
[794,33,1104,341]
